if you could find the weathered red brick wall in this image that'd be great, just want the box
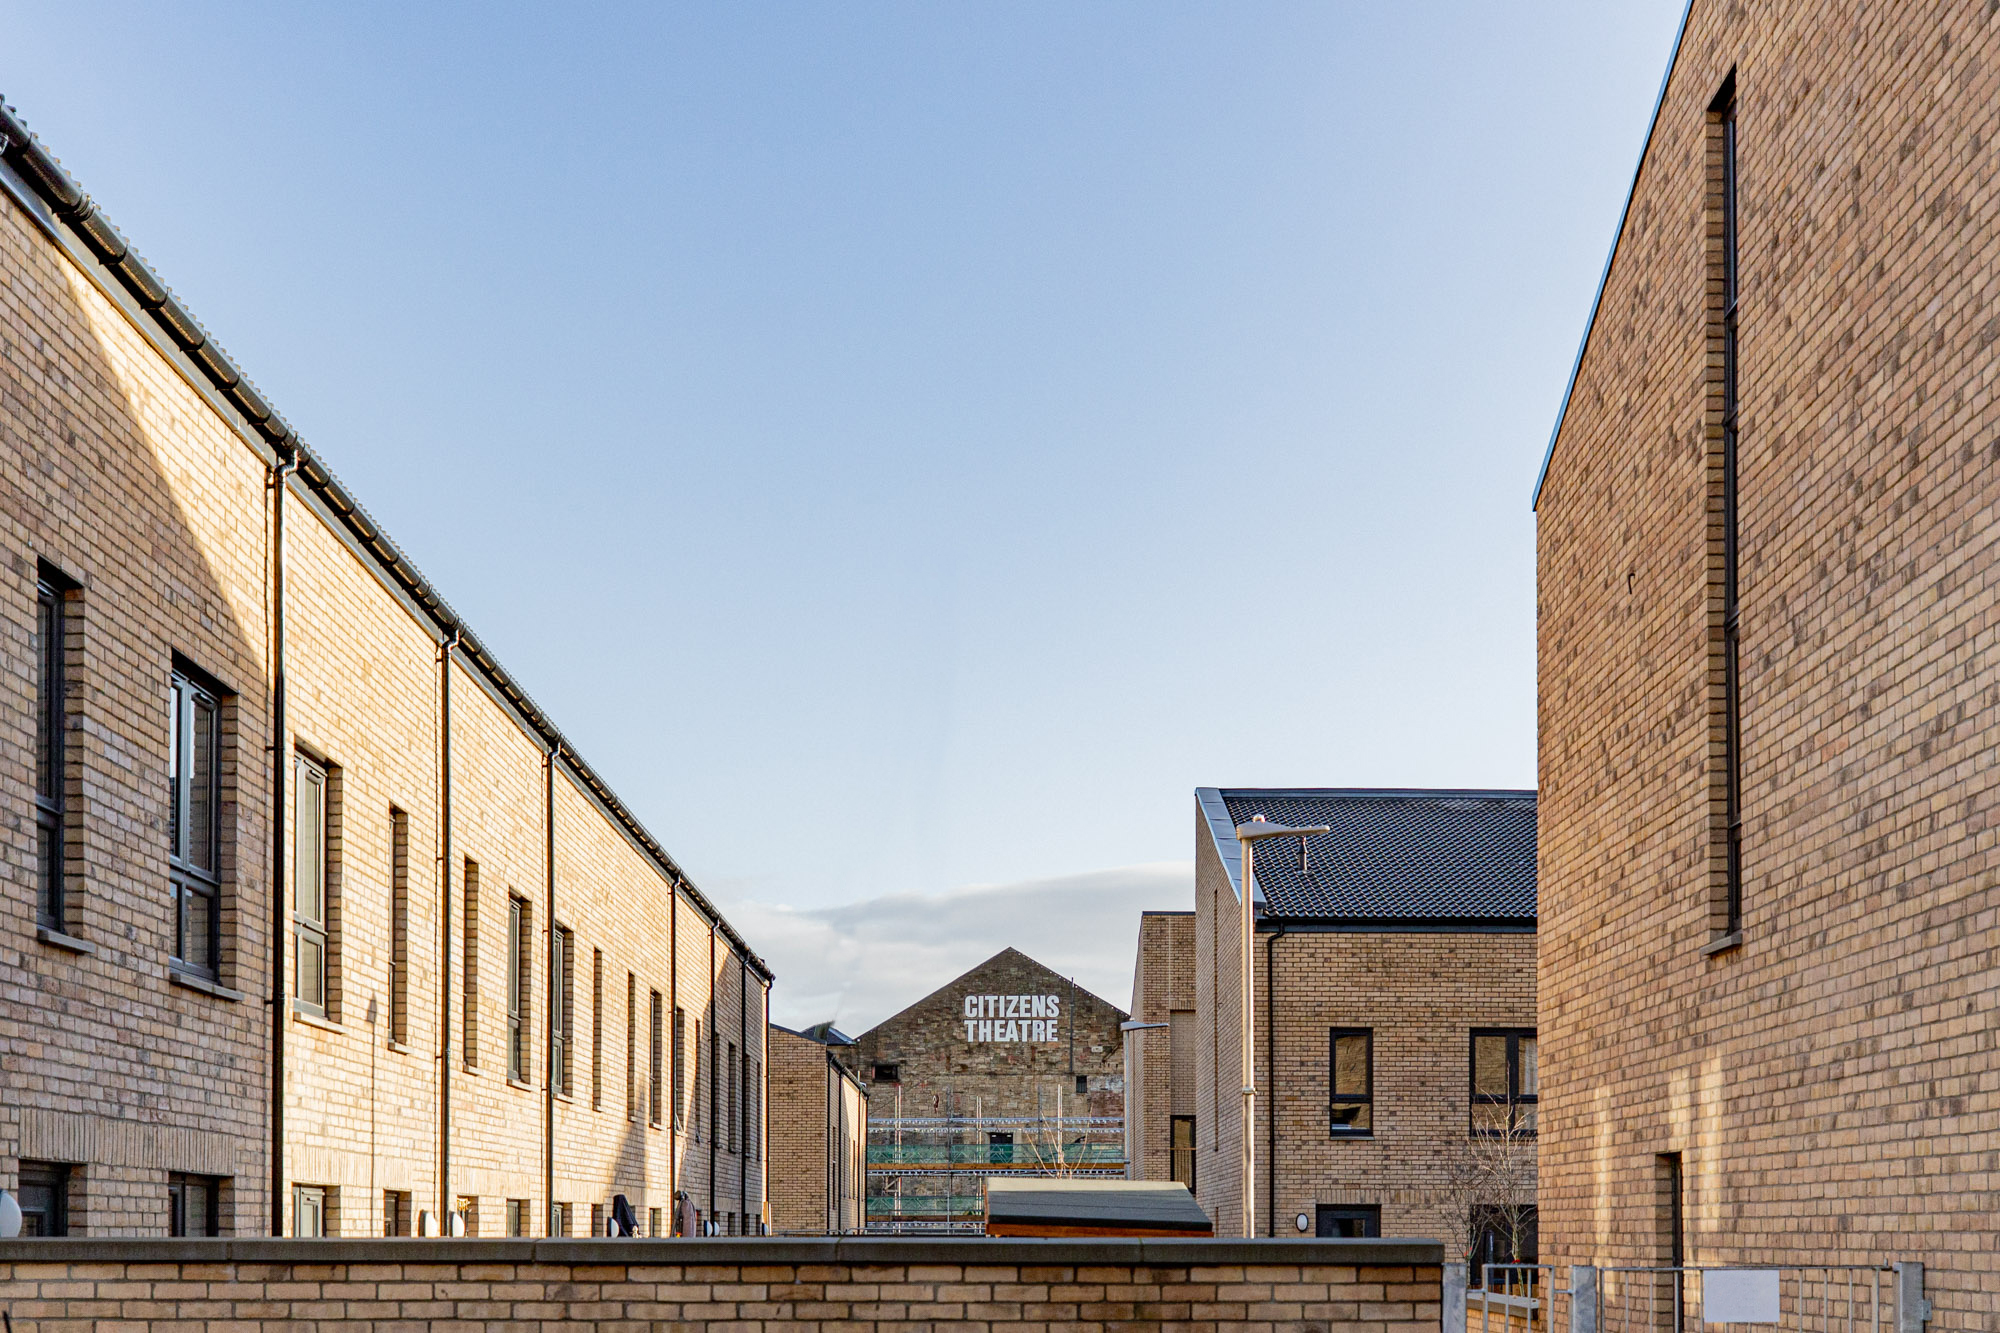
[1536,0,2000,1321]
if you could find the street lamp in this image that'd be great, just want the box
[1234,814,1327,1239]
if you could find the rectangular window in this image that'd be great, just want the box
[1471,1029,1539,1135]
[552,925,573,1097]
[692,1017,704,1141]
[171,673,225,978]
[1714,77,1745,938]
[455,1195,478,1237]
[871,1062,899,1085]
[1329,1028,1373,1136]
[625,972,637,1120]
[747,1055,759,1161]
[727,1040,738,1152]
[463,860,480,1067]
[507,896,531,1082]
[988,1130,1014,1164]
[1316,1204,1381,1238]
[35,571,72,932]
[506,1198,528,1237]
[649,990,664,1127]
[708,1025,720,1144]
[1170,1115,1196,1193]
[383,1189,412,1237]
[389,807,409,1044]
[19,1161,70,1236]
[550,1200,570,1237]
[293,1184,327,1238]
[590,1202,604,1238]
[591,948,604,1110]
[649,1206,662,1238]
[169,1173,222,1237]
[673,1007,687,1130]
[292,751,330,1008]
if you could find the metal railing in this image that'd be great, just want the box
[1595,1265,1892,1333]
[1477,1264,1558,1333]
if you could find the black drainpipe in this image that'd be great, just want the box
[437,630,459,1227]
[708,918,717,1229]
[739,957,748,1229]
[267,453,297,1235]
[543,745,556,1234]
[668,880,678,1226]
[1265,922,1288,1238]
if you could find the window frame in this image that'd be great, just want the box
[35,573,71,932]
[1328,1027,1374,1138]
[388,807,409,1044]
[1469,1028,1539,1136]
[168,1172,222,1237]
[1169,1114,1196,1192]
[1316,1204,1381,1238]
[672,1006,687,1130]
[507,895,531,1083]
[551,924,573,1098]
[383,1188,412,1237]
[291,751,329,1010]
[293,1184,326,1238]
[649,990,664,1127]
[170,672,226,980]
[18,1160,70,1237]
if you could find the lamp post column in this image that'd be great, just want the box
[1239,835,1257,1239]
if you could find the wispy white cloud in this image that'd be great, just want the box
[733,863,1194,1033]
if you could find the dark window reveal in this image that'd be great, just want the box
[1470,1205,1540,1285]
[169,1173,222,1237]
[1716,77,1746,937]
[1316,1204,1380,1238]
[35,574,70,931]
[1170,1115,1196,1193]
[18,1161,70,1236]
[1471,1029,1538,1135]
[552,925,574,1098]
[507,896,531,1082]
[1329,1029,1373,1136]
[171,673,224,978]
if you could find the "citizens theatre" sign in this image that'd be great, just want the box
[962,992,1062,1043]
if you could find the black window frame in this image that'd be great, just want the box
[506,1197,529,1237]
[506,894,530,1083]
[1329,1027,1374,1137]
[649,989,664,1127]
[383,1188,412,1237]
[168,1172,222,1237]
[170,670,226,980]
[1315,1204,1381,1238]
[35,569,74,933]
[1470,1028,1539,1136]
[388,807,410,1044]
[1716,75,1745,938]
[672,1006,687,1129]
[18,1160,71,1237]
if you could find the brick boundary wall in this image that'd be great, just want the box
[0,1237,1442,1331]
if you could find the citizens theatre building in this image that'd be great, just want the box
[839,948,1128,1232]
[0,106,771,1238]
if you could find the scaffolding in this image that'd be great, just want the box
[866,1102,1127,1233]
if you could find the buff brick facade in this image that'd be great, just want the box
[1125,912,1196,1189]
[768,1025,867,1235]
[1178,791,1537,1248]
[1535,1,2000,1323]
[0,112,771,1240]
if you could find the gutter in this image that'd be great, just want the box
[0,100,770,983]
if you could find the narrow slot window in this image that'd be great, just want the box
[462,860,480,1066]
[673,1007,688,1130]
[507,895,530,1082]
[34,572,72,932]
[171,673,226,978]
[291,752,328,1009]
[649,991,664,1127]
[1717,79,1745,937]
[389,808,409,1044]
[591,948,604,1110]
[552,926,574,1097]
[625,972,637,1120]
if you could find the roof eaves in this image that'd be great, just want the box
[0,99,771,984]
[1530,0,1698,512]
[1195,787,1257,905]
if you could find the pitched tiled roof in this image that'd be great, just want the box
[1197,788,1536,926]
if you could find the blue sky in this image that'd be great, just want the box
[5,1,1684,1026]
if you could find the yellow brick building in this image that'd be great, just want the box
[1535,0,2000,1321]
[0,105,770,1238]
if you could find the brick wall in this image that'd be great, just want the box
[1535,0,2000,1323]
[0,1237,1444,1331]
[0,129,770,1239]
[769,1027,867,1234]
[1192,807,1536,1242]
[1127,912,1196,1185]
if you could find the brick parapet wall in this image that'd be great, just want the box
[0,1238,1443,1331]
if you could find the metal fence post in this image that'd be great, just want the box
[1442,1263,1467,1333]
[1569,1266,1598,1333]
[1894,1263,1930,1333]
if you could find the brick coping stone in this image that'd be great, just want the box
[0,1236,1443,1265]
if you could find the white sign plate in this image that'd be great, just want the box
[1703,1269,1780,1324]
